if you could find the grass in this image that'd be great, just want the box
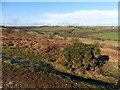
[72,29,92,33]
[91,32,120,41]
[26,31,38,36]
[101,60,119,78]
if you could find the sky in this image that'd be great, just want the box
[1,2,118,26]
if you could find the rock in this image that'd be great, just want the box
[8,81,13,85]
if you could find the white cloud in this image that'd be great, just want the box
[3,10,117,26]
[40,10,117,26]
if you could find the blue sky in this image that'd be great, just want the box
[2,2,118,26]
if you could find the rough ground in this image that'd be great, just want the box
[2,62,79,88]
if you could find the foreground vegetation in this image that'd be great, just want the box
[2,26,119,89]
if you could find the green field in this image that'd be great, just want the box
[91,32,120,40]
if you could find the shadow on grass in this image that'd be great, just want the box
[3,55,116,89]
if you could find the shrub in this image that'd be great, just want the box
[62,42,105,72]
[3,28,15,33]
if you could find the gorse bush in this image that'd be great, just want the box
[63,42,103,72]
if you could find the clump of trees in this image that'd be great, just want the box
[2,27,15,33]
[62,42,108,73]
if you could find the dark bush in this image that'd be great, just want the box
[63,42,107,72]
